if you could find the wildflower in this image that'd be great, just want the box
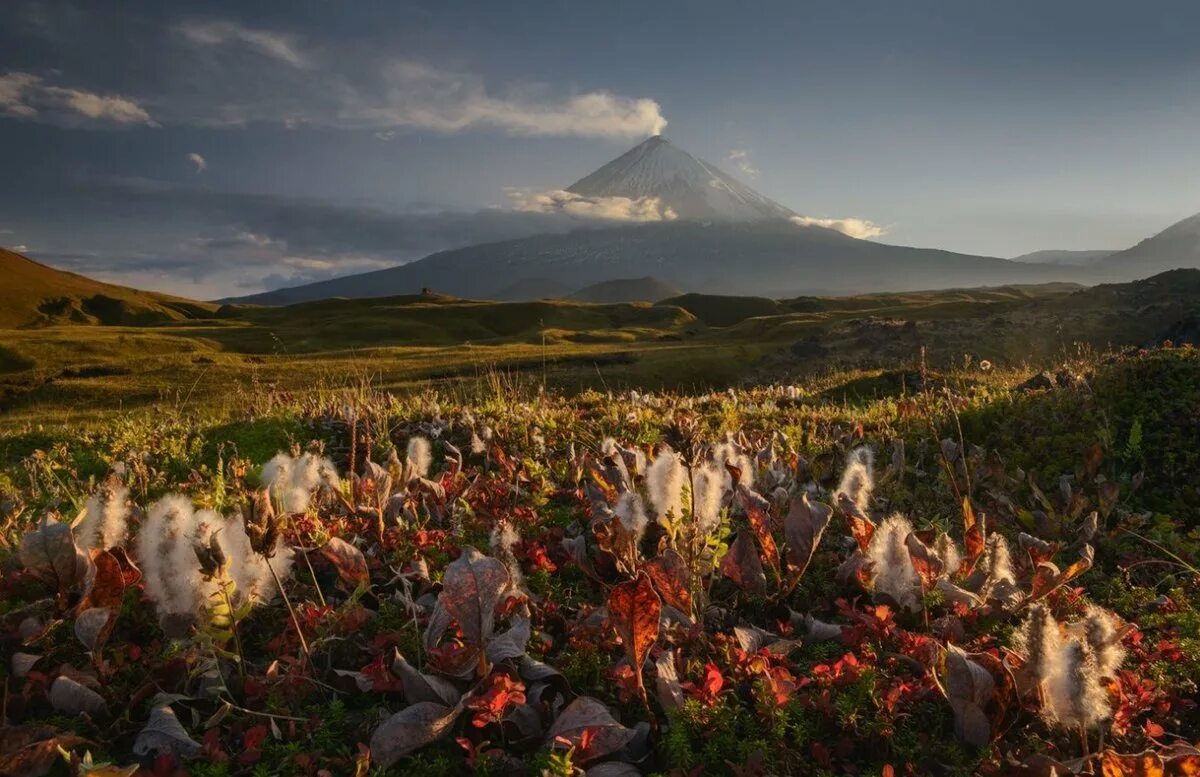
[1017,604,1063,684]
[979,359,993,371]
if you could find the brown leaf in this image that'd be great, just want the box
[943,645,994,748]
[74,607,114,653]
[1099,750,1165,777]
[962,497,986,571]
[837,493,875,553]
[546,697,636,764]
[643,549,692,615]
[720,531,768,596]
[439,547,509,649]
[133,706,201,759]
[654,650,684,712]
[783,493,832,583]
[1082,443,1104,481]
[318,537,370,589]
[1027,545,1095,602]
[608,571,661,694]
[737,486,780,579]
[48,676,106,717]
[79,549,128,612]
[18,519,90,592]
[391,651,461,706]
[905,533,944,590]
[370,701,463,768]
[0,725,87,777]
[1018,533,1059,565]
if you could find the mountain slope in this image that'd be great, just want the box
[232,220,1079,303]
[567,135,796,221]
[1096,211,1200,275]
[0,249,217,328]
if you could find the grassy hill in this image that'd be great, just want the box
[569,276,682,303]
[3,256,1199,427]
[0,249,219,328]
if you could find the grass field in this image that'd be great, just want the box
[3,257,1200,776]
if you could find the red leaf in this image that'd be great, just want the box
[720,531,768,596]
[318,537,370,590]
[962,497,986,571]
[836,493,875,553]
[607,571,662,694]
[643,548,692,615]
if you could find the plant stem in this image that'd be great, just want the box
[267,557,314,673]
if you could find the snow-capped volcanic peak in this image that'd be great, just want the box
[566,135,797,222]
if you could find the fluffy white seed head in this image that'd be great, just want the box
[489,520,524,591]
[1043,639,1111,730]
[1017,604,1064,684]
[1070,605,1127,680]
[837,446,875,512]
[262,452,340,514]
[866,514,921,612]
[933,531,961,579]
[615,491,649,544]
[198,512,292,606]
[690,461,724,537]
[138,495,209,620]
[713,441,753,490]
[406,437,433,480]
[646,449,684,523]
[77,483,130,551]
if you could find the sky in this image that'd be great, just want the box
[3,0,1200,299]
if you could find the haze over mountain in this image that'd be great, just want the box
[230,136,1087,304]
[1011,249,1115,266]
[1096,212,1200,277]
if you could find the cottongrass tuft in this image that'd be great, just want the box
[261,451,341,514]
[405,436,433,480]
[138,495,212,625]
[646,448,684,523]
[713,441,753,490]
[1071,604,1127,680]
[76,481,130,551]
[614,491,649,545]
[1017,604,1064,684]
[836,446,875,513]
[198,511,293,606]
[865,514,920,612]
[489,519,524,591]
[1043,638,1111,731]
[690,461,724,537]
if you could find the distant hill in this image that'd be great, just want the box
[0,249,217,328]
[1096,211,1200,276]
[570,276,681,303]
[1011,249,1114,266]
[490,277,577,301]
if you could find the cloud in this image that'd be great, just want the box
[187,152,207,173]
[507,188,677,221]
[177,20,309,68]
[11,244,28,252]
[335,60,667,138]
[790,215,886,240]
[0,71,155,126]
[726,149,760,179]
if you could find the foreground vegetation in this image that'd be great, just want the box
[1,344,1198,776]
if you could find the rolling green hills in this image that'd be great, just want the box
[0,249,218,328]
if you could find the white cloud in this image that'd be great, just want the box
[187,152,207,173]
[790,215,886,240]
[0,71,154,126]
[506,188,677,222]
[344,61,667,139]
[11,244,29,252]
[178,20,310,68]
[726,148,759,179]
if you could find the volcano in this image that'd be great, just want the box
[566,135,797,221]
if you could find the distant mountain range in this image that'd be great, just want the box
[18,134,1200,307]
